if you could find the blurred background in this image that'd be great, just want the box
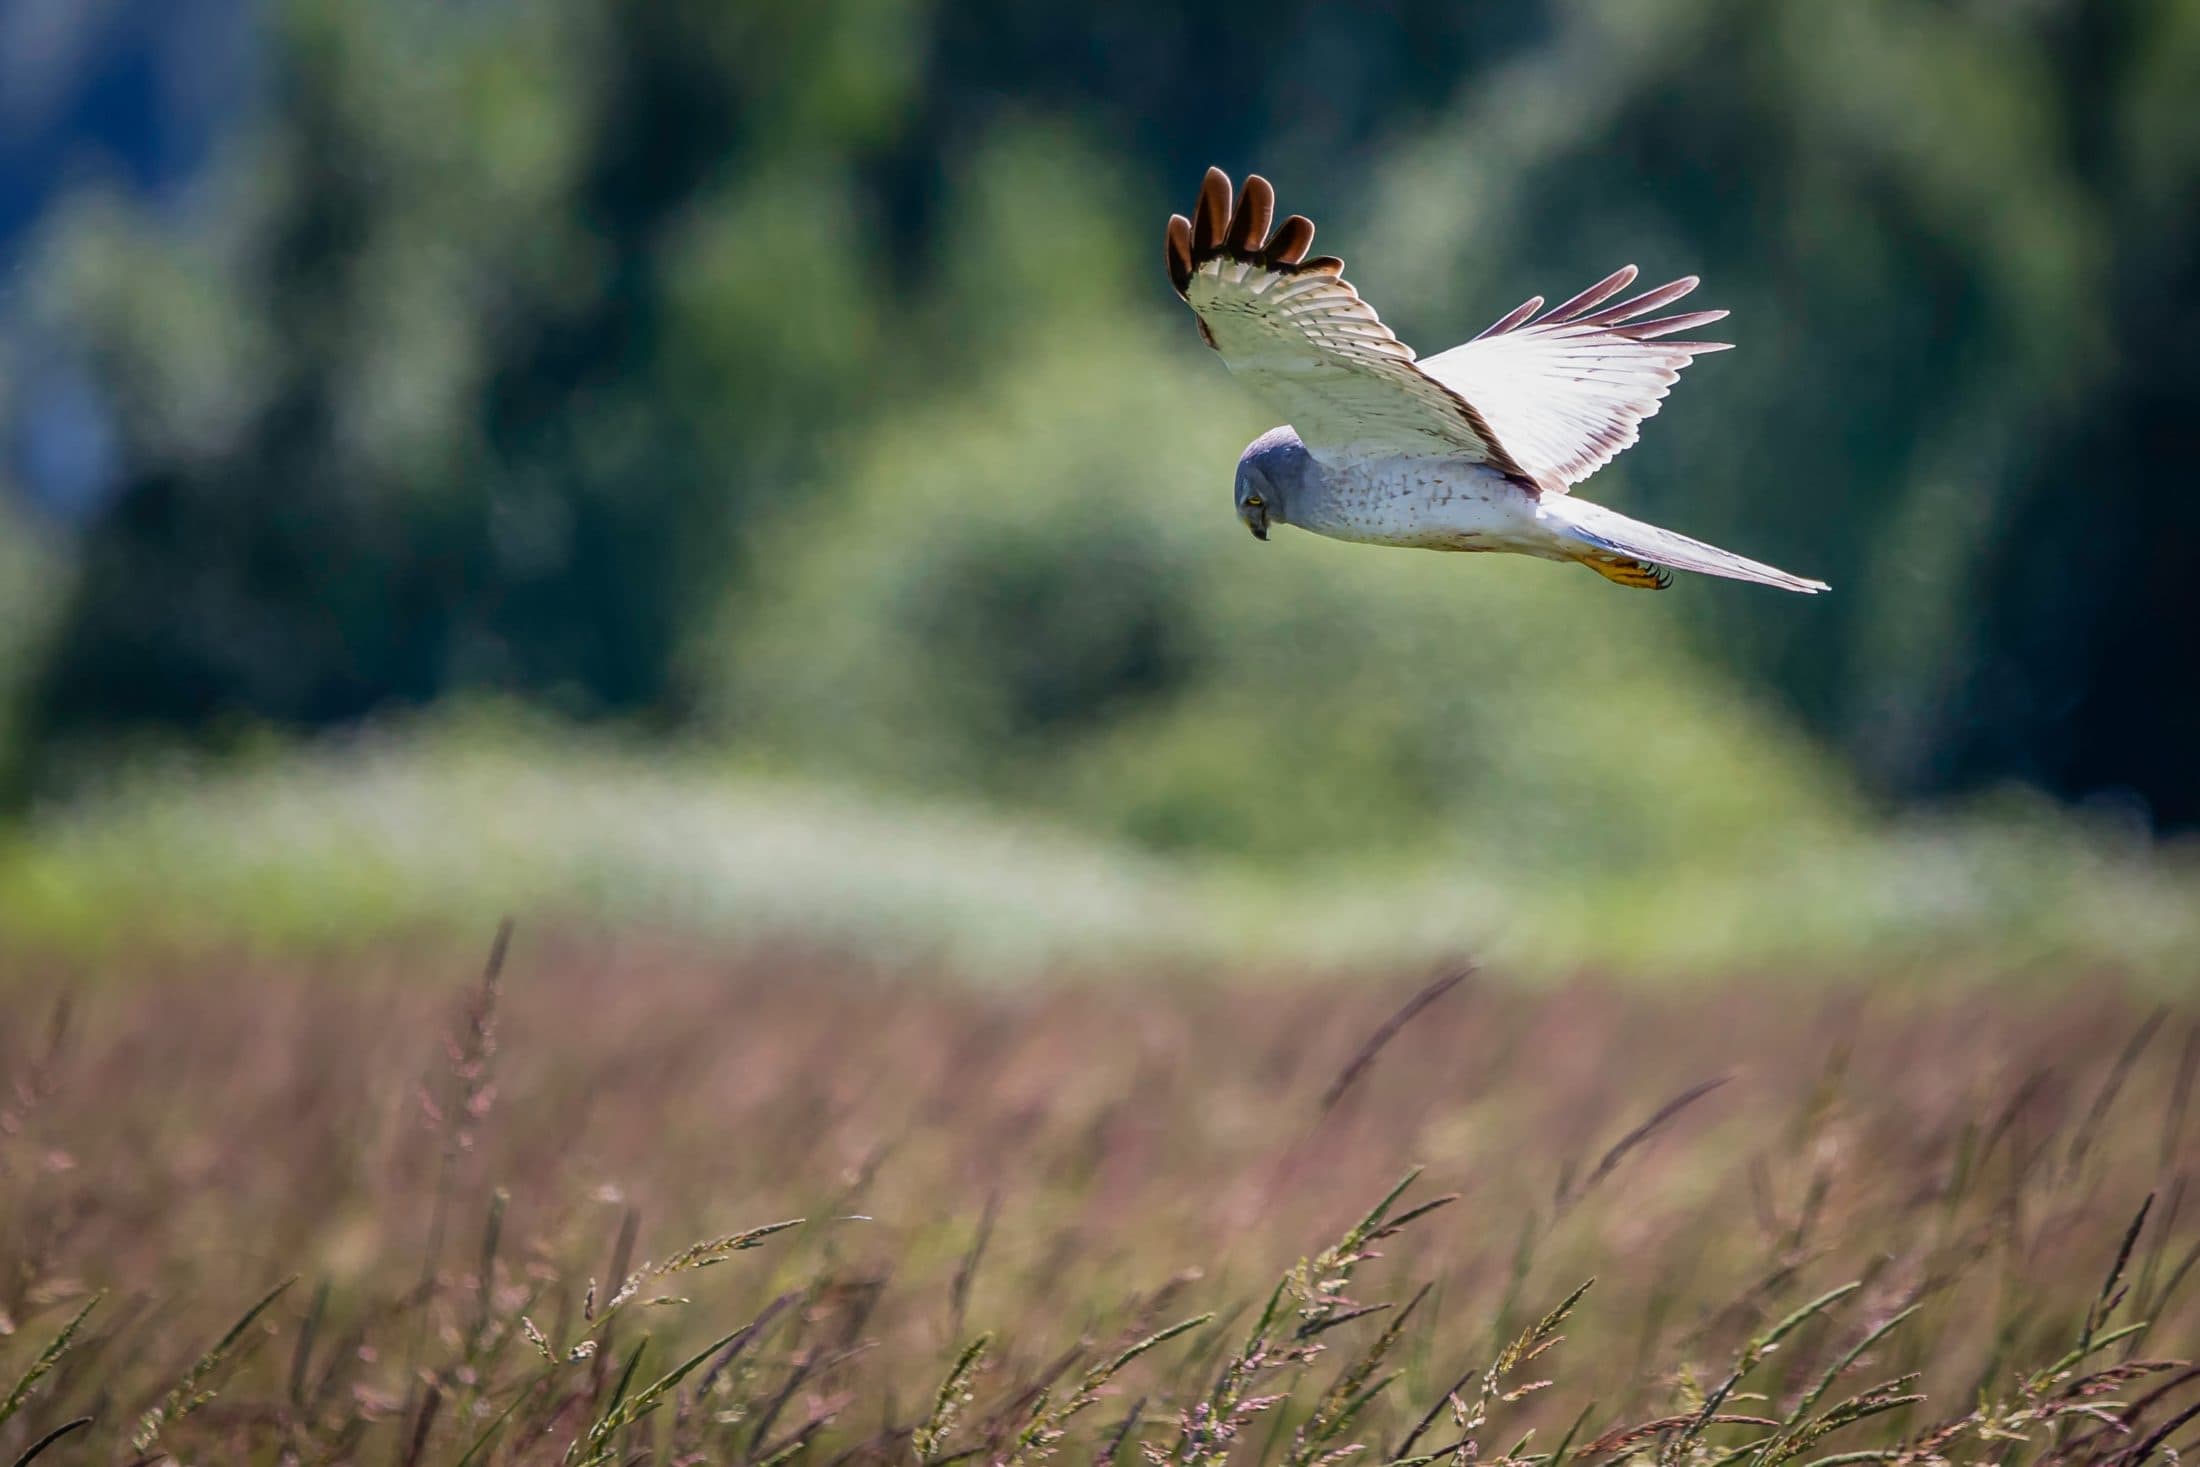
[1,0,2197,976]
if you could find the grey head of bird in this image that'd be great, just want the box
[1233,425,1322,541]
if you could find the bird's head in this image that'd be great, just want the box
[1235,426,1312,542]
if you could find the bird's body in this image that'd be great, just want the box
[1282,450,1537,554]
[1166,169,1828,594]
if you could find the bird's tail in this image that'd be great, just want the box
[1543,497,1829,594]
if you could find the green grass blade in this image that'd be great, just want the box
[1760,1285,1862,1352]
[0,1294,101,1429]
[455,1363,559,1467]
[132,1277,294,1453]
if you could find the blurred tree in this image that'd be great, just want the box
[1953,0,2200,827]
[14,0,916,761]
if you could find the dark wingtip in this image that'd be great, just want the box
[1173,170,1332,305]
[1192,167,1232,256]
[1165,213,1194,296]
[1227,173,1275,254]
[1264,213,1315,266]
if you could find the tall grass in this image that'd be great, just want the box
[2,932,2197,1464]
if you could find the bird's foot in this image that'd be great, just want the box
[1582,555,1673,590]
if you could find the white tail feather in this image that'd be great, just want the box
[1543,497,1829,594]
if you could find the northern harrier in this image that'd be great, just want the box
[1165,169,1826,593]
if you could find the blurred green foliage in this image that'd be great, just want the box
[5,710,2197,977]
[2,0,2198,914]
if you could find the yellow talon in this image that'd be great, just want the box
[1582,556,1673,590]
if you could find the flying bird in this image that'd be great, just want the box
[1165,169,1827,593]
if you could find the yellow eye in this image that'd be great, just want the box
[1245,495,1264,509]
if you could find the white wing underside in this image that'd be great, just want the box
[1184,256,1514,465]
[1171,171,1731,493]
[1418,293,1729,490]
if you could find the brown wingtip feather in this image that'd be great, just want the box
[1264,214,1315,266]
[1165,214,1194,296]
[1227,174,1276,254]
[1167,169,1341,298]
[1192,167,1232,256]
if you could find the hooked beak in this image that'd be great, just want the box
[1249,522,1268,541]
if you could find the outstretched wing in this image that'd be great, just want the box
[1416,267,1732,493]
[1166,169,1530,472]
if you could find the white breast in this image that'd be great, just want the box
[1298,458,1546,551]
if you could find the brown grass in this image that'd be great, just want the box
[2,930,2197,1466]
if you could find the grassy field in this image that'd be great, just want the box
[3,930,2198,1465]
